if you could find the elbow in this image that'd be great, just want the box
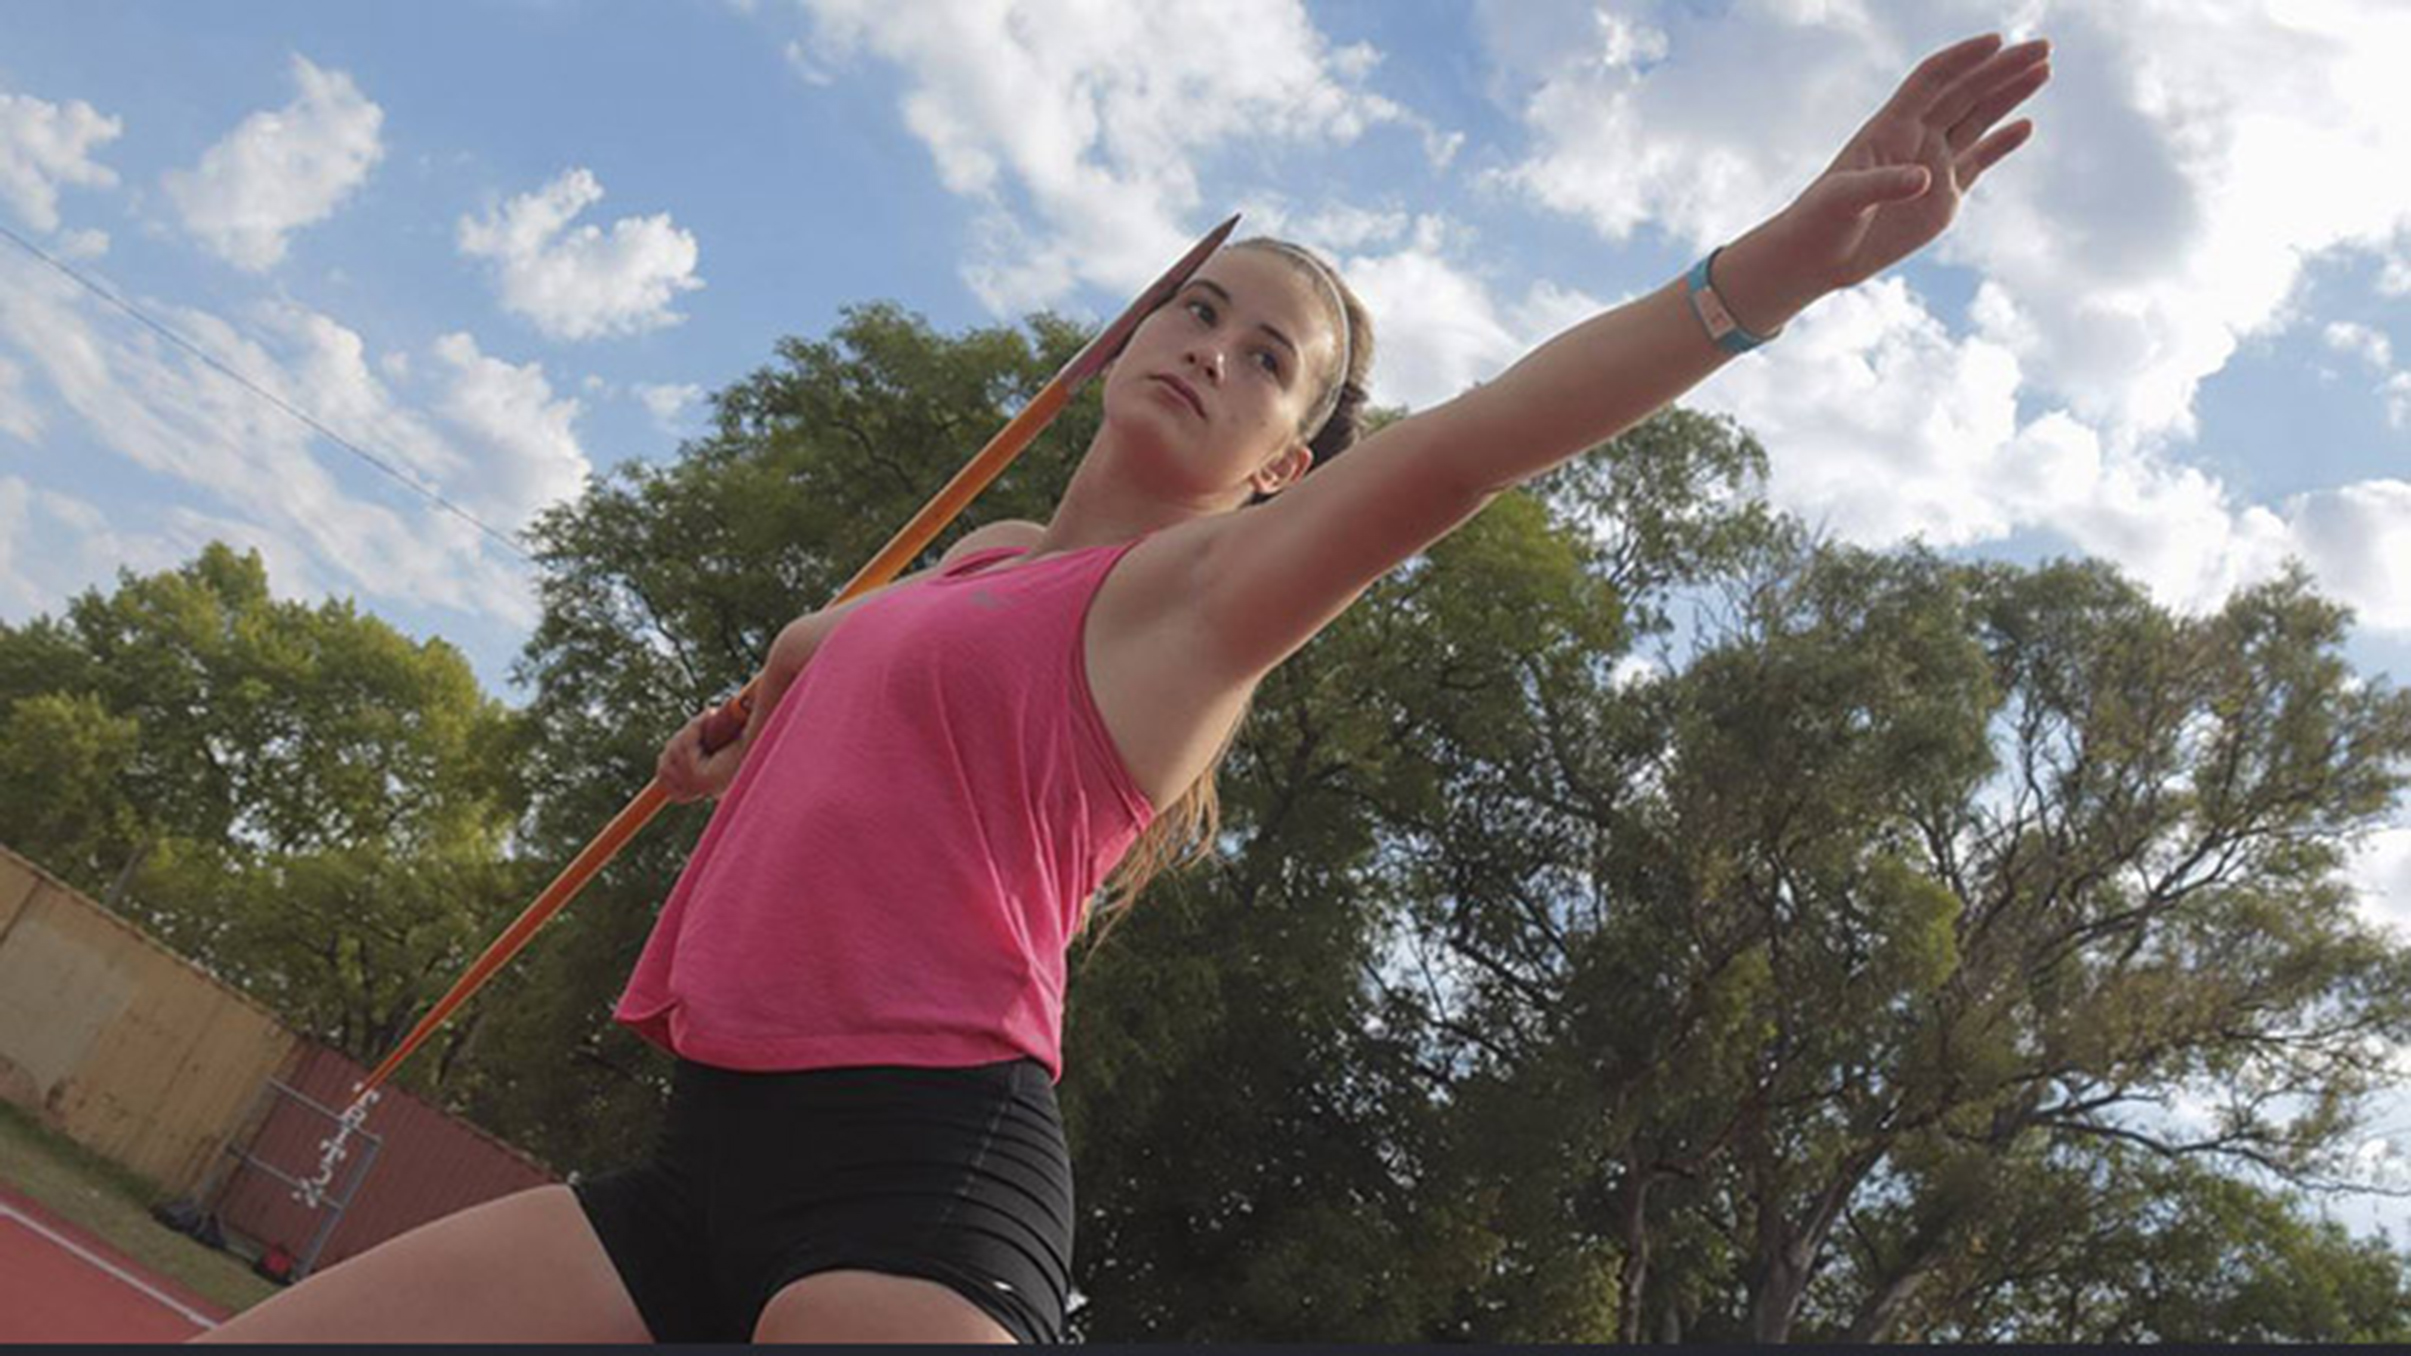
[764,614,821,688]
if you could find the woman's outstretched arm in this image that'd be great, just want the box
[1191,31,2050,681]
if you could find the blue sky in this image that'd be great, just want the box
[5,0,2411,1230]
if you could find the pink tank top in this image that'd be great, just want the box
[613,537,1158,1082]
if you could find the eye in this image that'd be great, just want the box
[1253,348,1282,377]
[1185,297,1216,324]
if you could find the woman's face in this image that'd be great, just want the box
[1099,247,1342,508]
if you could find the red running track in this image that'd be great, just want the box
[0,1182,233,1342]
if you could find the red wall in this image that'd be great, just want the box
[212,1043,555,1272]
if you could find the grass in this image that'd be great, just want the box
[0,1098,279,1315]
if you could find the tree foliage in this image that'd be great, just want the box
[8,299,2409,1341]
[0,543,527,1084]
[441,303,2411,1340]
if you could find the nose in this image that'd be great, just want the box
[1183,342,1224,383]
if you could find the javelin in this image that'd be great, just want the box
[354,213,1240,1098]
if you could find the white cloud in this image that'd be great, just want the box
[456,168,702,341]
[2348,822,2411,941]
[0,477,34,612]
[1228,194,1414,255]
[0,355,38,442]
[794,0,1446,312]
[633,380,704,432]
[1483,0,2411,454]
[1341,239,1523,409]
[1207,2,2411,661]
[2279,480,2411,633]
[0,247,539,625]
[163,55,384,272]
[53,226,108,260]
[1183,209,1607,415]
[1608,652,1666,690]
[783,37,840,86]
[0,477,183,618]
[2383,237,2411,297]
[0,88,121,233]
[1480,0,1847,245]
[2324,321,2394,373]
[1296,203,1412,252]
[159,503,331,603]
[429,331,589,518]
[1691,274,2410,627]
[2318,321,2411,431]
[1454,0,2411,639]
[1702,278,2028,549]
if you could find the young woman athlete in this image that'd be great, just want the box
[197,31,2049,1344]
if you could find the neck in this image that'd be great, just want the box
[1026,425,1236,557]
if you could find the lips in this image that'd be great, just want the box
[1150,373,1205,420]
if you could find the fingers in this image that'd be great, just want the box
[1956,119,2034,191]
[1938,42,2052,150]
[657,718,711,801]
[1889,32,2006,122]
[1806,163,1933,222]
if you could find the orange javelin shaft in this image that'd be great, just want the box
[355,214,1238,1098]
[687,378,1079,749]
[356,780,673,1095]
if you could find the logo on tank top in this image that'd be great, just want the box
[971,588,1007,609]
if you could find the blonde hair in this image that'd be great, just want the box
[1079,237,1376,959]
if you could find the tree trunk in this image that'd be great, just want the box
[102,836,151,909]
[1844,1259,1936,1342]
[434,1007,487,1088]
[1746,1143,1889,1342]
[1614,1167,1654,1343]
[1747,1250,1809,1343]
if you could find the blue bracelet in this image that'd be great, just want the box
[1685,247,1780,355]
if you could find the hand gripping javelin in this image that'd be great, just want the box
[352,214,1240,1101]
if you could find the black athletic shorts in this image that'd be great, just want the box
[571,1055,1073,1343]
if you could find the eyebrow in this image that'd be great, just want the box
[1182,279,1299,364]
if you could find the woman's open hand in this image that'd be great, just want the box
[1762,32,2051,298]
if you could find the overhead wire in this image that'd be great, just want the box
[0,220,532,562]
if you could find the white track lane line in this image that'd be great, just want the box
[0,1202,221,1330]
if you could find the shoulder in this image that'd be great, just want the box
[769,520,1052,673]
[790,520,1047,640]
[939,518,1048,567]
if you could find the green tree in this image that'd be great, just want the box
[467,294,2411,1343]
[0,544,528,1082]
[1853,1146,2411,1341]
[0,691,143,888]
[1377,528,2411,1342]
[1059,409,1783,1341]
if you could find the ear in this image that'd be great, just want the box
[1251,439,1315,496]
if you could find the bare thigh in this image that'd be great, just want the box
[192,1184,651,1344]
[751,1269,1016,1344]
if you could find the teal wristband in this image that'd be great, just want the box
[1685,247,1780,355]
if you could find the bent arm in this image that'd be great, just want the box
[666,517,1047,798]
